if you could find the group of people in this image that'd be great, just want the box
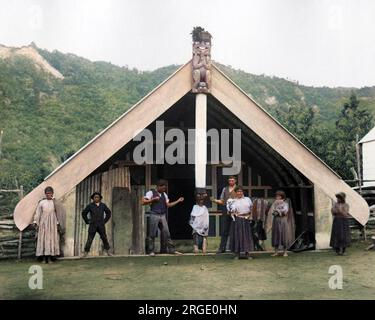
[212,176,293,259]
[31,176,352,263]
[33,187,113,263]
[140,176,352,258]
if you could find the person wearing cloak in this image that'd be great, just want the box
[330,192,351,255]
[251,198,270,251]
[189,189,209,254]
[267,190,290,257]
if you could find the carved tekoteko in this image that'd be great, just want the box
[191,27,212,93]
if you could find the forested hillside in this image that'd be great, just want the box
[0,44,374,202]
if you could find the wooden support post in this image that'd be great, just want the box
[355,134,362,193]
[0,129,3,160]
[145,164,151,191]
[17,231,23,260]
[195,93,207,188]
[211,165,217,210]
[248,166,252,197]
[300,188,308,241]
[211,165,220,237]
[17,185,24,260]
[19,185,24,199]
[237,164,243,186]
[363,224,367,241]
[215,215,220,238]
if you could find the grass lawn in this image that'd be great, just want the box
[0,242,374,300]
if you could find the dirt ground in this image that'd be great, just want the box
[0,242,374,300]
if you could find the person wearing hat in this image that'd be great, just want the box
[267,190,290,257]
[81,192,112,257]
[330,192,351,255]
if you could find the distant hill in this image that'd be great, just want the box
[214,63,375,125]
[0,44,64,79]
[0,44,374,193]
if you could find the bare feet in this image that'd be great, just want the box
[283,252,288,257]
[202,239,207,255]
[193,246,199,255]
[174,251,183,256]
[271,252,279,257]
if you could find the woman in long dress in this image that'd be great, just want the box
[33,186,63,263]
[268,190,290,257]
[228,186,254,259]
[330,192,351,255]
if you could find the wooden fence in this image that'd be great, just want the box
[0,186,36,260]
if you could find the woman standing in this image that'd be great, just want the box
[33,186,65,263]
[330,192,351,255]
[228,186,254,259]
[268,190,290,257]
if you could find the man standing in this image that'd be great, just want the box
[81,192,112,257]
[142,179,184,256]
[33,186,66,263]
[212,176,237,253]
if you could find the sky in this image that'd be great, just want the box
[0,0,375,88]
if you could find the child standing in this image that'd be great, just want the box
[189,189,209,254]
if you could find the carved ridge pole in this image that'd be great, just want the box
[191,27,212,189]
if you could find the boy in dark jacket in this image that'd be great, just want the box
[81,192,112,257]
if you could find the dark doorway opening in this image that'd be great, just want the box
[165,165,195,240]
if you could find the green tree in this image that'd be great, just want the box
[329,93,374,179]
[275,104,316,145]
